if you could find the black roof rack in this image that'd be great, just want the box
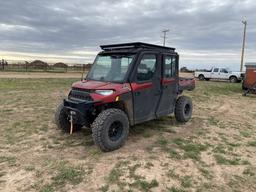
[100,42,175,51]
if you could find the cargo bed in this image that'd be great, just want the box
[179,77,195,92]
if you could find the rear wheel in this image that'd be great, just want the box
[175,96,193,122]
[230,76,238,83]
[198,75,205,81]
[92,108,129,152]
[55,103,82,133]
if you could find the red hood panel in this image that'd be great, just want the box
[71,80,131,104]
[72,80,130,92]
[72,80,112,90]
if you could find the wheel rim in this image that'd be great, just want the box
[184,104,191,116]
[108,121,123,142]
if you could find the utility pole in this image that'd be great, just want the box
[240,20,247,72]
[161,29,170,46]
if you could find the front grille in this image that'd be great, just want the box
[69,88,93,101]
[71,87,93,92]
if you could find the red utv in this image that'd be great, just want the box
[55,42,195,151]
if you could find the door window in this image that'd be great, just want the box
[220,68,228,73]
[137,54,156,81]
[164,55,176,78]
[213,68,219,72]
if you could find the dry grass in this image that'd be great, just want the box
[0,77,255,192]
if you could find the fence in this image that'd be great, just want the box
[0,60,92,73]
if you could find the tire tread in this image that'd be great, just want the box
[175,96,192,122]
[91,108,129,152]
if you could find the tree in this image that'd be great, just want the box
[180,66,189,72]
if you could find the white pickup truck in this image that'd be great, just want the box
[194,67,244,83]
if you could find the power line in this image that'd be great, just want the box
[161,29,170,46]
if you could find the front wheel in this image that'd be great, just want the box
[54,103,82,133]
[91,108,129,152]
[198,75,205,81]
[230,76,238,83]
[175,96,193,123]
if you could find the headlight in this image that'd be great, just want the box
[95,90,114,96]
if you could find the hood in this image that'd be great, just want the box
[231,71,244,75]
[72,80,110,90]
[71,80,128,91]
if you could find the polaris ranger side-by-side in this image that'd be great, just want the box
[55,42,195,152]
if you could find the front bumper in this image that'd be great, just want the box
[63,98,95,125]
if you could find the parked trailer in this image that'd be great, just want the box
[242,63,256,96]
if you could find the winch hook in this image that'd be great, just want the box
[69,111,76,135]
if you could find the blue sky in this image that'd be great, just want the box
[0,0,256,70]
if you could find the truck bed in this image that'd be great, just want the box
[179,77,195,92]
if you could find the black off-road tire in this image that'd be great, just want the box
[242,90,249,96]
[230,76,238,83]
[175,96,193,123]
[198,75,205,81]
[91,108,129,152]
[55,103,82,133]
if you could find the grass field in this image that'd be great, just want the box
[0,78,255,192]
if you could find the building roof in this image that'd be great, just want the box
[245,62,256,68]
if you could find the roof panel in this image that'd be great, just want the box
[100,42,175,51]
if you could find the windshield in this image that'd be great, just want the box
[87,54,135,82]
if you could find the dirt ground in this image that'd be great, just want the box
[0,75,255,192]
